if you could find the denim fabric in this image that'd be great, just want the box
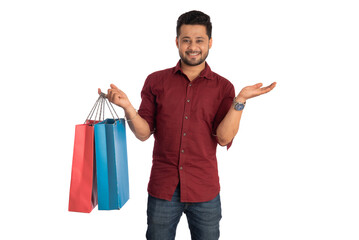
[146,185,222,240]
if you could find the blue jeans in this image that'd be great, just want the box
[146,185,222,240]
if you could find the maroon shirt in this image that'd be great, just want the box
[138,61,235,202]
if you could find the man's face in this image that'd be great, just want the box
[176,24,212,67]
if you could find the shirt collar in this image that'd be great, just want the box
[174,60,213,80]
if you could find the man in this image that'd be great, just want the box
[99,10,276,240]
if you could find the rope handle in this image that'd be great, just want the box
[84,93,121,124]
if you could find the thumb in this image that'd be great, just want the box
[252,83,263,89]
[110,83,119,90]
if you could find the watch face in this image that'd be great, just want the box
[234,102,245,111]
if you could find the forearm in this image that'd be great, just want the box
[216,81,277,146]
[124,105,152,141]
[216,104,243,146]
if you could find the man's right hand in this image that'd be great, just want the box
[98,83,151,141]
[98,84,132,110]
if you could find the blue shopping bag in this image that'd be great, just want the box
[94,118,130,210]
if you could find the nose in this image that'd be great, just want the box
[188,42,198,51]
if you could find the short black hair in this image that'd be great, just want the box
[176,10,212,39]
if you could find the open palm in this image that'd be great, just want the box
[238,82,277,102]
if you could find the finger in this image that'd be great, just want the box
[260,82,277,94]
[264,82,276,88]
[107,89,112,101]
[110,83,119,90]
[265,82,277,90]
[98,88,108,97]
[254,83,263,88]
[108,89,119,103]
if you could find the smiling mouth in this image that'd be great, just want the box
[187,51,201,56]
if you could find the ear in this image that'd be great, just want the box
[209,38,213,49]
[176,37,179,48]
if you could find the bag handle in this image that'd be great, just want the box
[84,93,121,124]
[84,95,101,124]
[104,96,120,121]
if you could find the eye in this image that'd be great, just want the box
[183,39,190,43]
[196,40,204,44]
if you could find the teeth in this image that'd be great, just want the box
[189,52,199,56]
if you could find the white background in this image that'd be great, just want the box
[1,0,358,239]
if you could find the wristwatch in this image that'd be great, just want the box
[233,97,246,111]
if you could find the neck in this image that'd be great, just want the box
[181,60,206,81]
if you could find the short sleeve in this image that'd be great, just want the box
[212,82,235,150]
[138,75,156,132]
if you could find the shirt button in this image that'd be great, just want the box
[185,116,188,119]
[187,99,190,103]
[181,149,184,153]
[179,166,183,170]
[189,84,192,87]
[183,133,186,136]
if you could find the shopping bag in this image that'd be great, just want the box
[68,95,103,213]
[68,121,98,213]
[95,118,130,210]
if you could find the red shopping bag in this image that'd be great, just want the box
[68,95,103,213]
[68,121,98,213]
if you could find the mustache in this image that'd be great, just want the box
[185,51,201,54]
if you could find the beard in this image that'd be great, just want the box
[179,50,209,66]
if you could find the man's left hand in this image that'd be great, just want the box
[236,82,277,102]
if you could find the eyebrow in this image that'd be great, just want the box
[182,36,205,39]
